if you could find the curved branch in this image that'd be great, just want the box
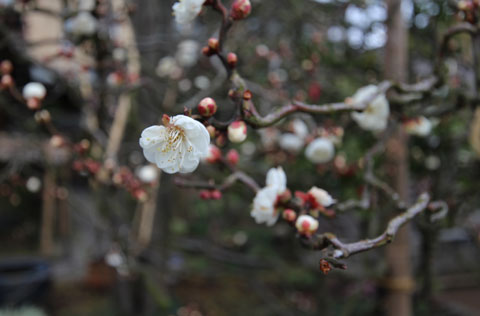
[303,193,431,259]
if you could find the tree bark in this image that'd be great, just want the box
[384,1,413,316]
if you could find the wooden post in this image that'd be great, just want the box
[40,169,56,256]
[384,0,413,315]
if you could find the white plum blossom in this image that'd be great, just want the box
[350,85,390,132]
[251,167,287,226]
[295,215,319,236]
[291,118,309,138]
[136,165,159,183]
[26,177,42,193]
[266,166,287,194]
[23,82,46,100]
[176,40,200,68]
[251,186,279,226]
[305,138,335,164]
[69,12,98,36]
[78,0,96,11]
[278,133,304,153]
[139,115,210,174]
[404,116,433,137]
[308,186,335,207]
[172,0,205,26]
[156,56,181,79]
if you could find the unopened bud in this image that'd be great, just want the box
[243,90,252,100]
[210,189,222,200]
[0,60,13,75]
[207,125,216,138]
[231,0,251,20]
[208,38,219,52]
[50,135,65,148]
[205,144,222,163]
[278,189,292,204]
[34,109,51,124]
[282,209,297,222]
[198,97,217,117]
[295,214,319,237]
[202,46,213,56]
[226,149,239,165]
[215,133,228,147]
[1,75,13,88]
[27,98,41,110]
[227,120,247,143]
[162,114,170,126]
[227,52,238,67]
[199,190,211,200]
[319,259,331,275]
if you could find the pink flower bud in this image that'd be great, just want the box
[205,144,222,163]
[27,98,41,110]
[226,149,239,165]
[295,215,319,237]
[227,52,238,67]
[210,189,222,200]
[208,38,219,52]
[199,190,212,199]
[1,75,13,89]
[282,209,297,222]
[231,0,251,20]
[198,97,217,117]
[50,135,65,148]
[0,60,13,75]
[227,120,247,143]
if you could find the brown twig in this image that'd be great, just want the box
[303,193,431,259]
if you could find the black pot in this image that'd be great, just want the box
[0,258,51,306]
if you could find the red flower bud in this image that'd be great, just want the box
[226,149,239,165]
[198,97,217,117]
[231,0,251,20]
[200,190,212,200]
[243,90,252,100]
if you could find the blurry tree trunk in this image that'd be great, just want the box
[40,169,56,256]
[384,1,413,316]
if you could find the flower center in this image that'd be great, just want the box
[162,126,185,153]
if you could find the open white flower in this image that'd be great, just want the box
[308,186,335,207]
[78,0,95,11]
[305,138,335,164]
[70,12,97,36]
[251,167,287,226]
[172,0,205,26]
[278,133,304,153]
[404,116,433,137]
[23,82,46,100]
[251,186,279,226]
[139,115,210,174]
[350,85,390,132]
[291,118,309,138]
[136,165,159,183]
[266,166,287,194]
